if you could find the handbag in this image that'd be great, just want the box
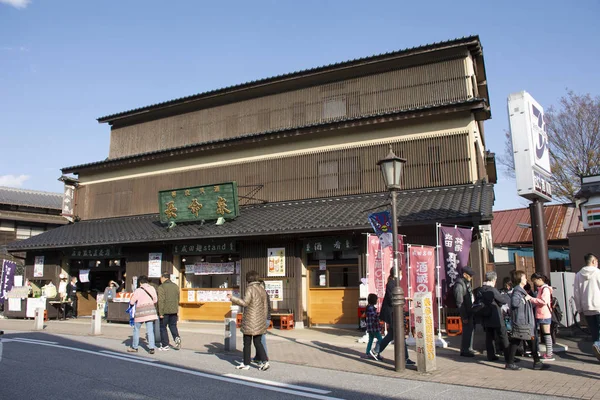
[511,324,533,341]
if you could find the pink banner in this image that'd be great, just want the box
[408,245,438,328]
[367,234,406,312]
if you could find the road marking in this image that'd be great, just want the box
[223,374,331,394]
[5,340,344,400]
[100,350,158,362]
[11,338,59,344]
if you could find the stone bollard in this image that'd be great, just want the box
[414,292,437,372]
[34,308,44,331]
[91,310,102,335]
[224,318,237,352]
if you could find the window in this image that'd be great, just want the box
[309,266,359,288]
[16,225,45,239]
[318,161,339,191]
[0,220,15,232]
[323,97,347,120]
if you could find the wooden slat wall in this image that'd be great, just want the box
[239,240,298,315]
[109,57,472,158]
[125,249,173,291]
[79,133,471,220]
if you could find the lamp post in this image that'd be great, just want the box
[377,145,407,372]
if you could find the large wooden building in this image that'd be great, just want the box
[7,36,496,326]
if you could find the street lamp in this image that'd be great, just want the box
[377,145,407,372]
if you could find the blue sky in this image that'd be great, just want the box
[1,0,598,211]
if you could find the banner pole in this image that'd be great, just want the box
[405,245,415,346]
[435,223,448,348]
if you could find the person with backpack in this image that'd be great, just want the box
[454,266,475,357]
[475,271,511,364]
[529,273,555,361]
[573,253,600,361]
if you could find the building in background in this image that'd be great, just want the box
[7,36,496,326]
[569,175,600,271]
[492,204,583,284]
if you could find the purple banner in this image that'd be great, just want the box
[1,259,17,305]
[368,211,392,237]
[438,226,472,305]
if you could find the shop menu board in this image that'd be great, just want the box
[189,289,240,302]
[148,253,162,278]
[267,247,285,277]
[185,262,235,275]
[26,297,46,318]
[264,280,283,302]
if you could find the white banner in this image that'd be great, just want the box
[264,280,283,302]
[148,253,162,278]
[34,256,44,278]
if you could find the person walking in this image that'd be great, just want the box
[506,270,546,370]
[529,273,555,361]
[478,271,510,363]
[158,272,181,351]
[454,266,475,357]
[253,280,271,366]
[228,271,270,371]
[573,253,600,361]
[66,276,78,319]
[364,293,383,360]
[376,269,414,365]
[128,275,158,354]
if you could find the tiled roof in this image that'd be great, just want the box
[0,186,63,210]
[492,204,583,246]
[0,210,68,225]
[6,183,494,251]
[64,98,488,174]
[97,36,482,123]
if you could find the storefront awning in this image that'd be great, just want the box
[6,182,494,252]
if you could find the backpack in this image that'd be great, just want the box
[542,286,563,324]
[472,288,492,318]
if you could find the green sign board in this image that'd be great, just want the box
[158,182,239,224]
[67,247,122,259]
[174,240,237,255]
[303,237,354,253]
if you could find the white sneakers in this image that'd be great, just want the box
[235,364,250,370]
[235,361,270,371]
[174,337,181,350]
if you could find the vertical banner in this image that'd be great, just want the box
[34,256,44,278]
[438,225,472,306]
[1,260,17,305]
[367,234,406,312]
[148,253,162,278]
[408,245,438,328]
[267,248,285,277]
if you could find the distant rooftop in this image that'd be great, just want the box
[0,186,63,210]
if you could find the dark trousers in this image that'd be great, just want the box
[243,334,267,366]
[378,323,409,360]
[160,314,180,347]
[67,298,77,318]
[485,327,509,360]
[461,315,474,353]
[585,314,600,343]
[508,338,540,365]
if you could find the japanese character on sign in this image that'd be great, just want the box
[214,185,220,193]
[416,262,428,274]
[333,240,341,250]
[454,237,464,252]
[171,191,177,198]
[199,188,205,195]
[216,196,231,215]
[314,242,323,251]
[444,233,453,247]
[185,190,191,196]
[416,275,428,284]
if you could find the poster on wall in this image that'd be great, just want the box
[264,280,283,302]
[267,248,285,277]
[319,260,326,271]
[79,269,90,283]
[148,253,162,278]
[34,256,44,278]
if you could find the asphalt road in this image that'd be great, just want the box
[0,331,561,400]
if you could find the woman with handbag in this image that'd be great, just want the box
[506,270,547,371]
[127,275,159,354]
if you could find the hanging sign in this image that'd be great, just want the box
[408,245,438,328]
[304,237,354,254]
[366,234,407,312]
[79,269,90,283]
[174,240,236,255]
[1,260,17,304]
[34,256,44,278]
[158,181,239,224]
[267,248,285,277]
[148,253,162,278]
[68,247,122,259]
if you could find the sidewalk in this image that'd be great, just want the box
[1,317,599,399]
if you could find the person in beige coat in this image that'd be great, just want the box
[228,270,269,371]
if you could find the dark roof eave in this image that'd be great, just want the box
[64,98,488,174]
[97,36,482,124]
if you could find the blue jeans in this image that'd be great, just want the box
[132,320,155,350]
[378,322,410,360]
[260,319,270,359]
[367,331,383,355]
[586,314,600,343]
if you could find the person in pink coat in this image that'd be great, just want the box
[128,275,158,354]
[529,273,554,361]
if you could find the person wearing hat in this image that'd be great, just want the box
[58,273,68,301]
[454,266,475,357]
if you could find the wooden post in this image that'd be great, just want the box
[414,292,437,372]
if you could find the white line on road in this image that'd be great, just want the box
[100,350,158,362]
[223,373,331,394]
[5,339,344,400]
[11,337,59,344]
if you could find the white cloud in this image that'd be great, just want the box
[0,0,31,9]
[0,174,30,187]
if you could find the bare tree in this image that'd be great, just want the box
[500,90,600,203]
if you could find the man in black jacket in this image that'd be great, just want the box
[454,266,475,357]
[66,276,78,319]
[478,271,513,366]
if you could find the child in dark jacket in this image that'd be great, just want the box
[365,293,383,360]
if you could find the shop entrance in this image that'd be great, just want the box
[68,259,125,316]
